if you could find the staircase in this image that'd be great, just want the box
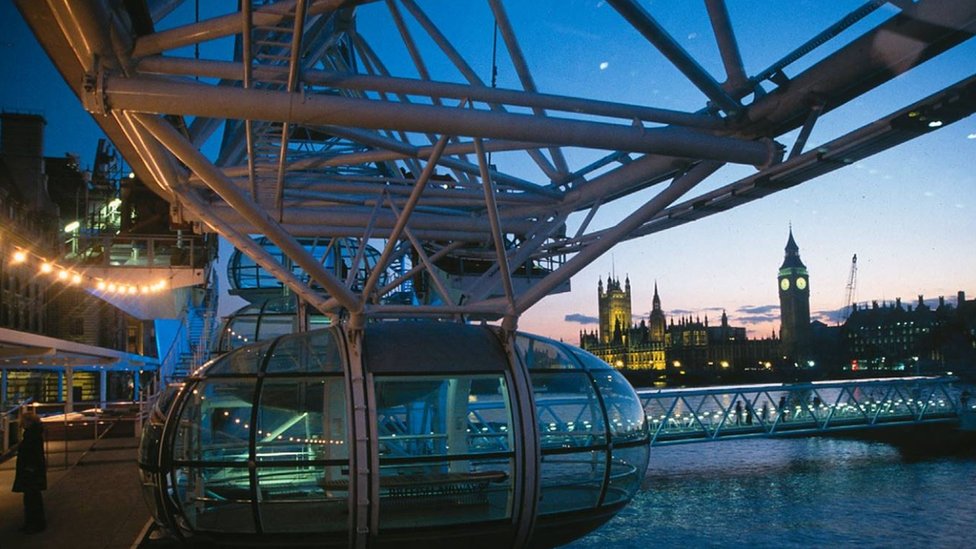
[166,272,219,381]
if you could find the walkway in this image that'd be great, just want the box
[637,376,965,445]
[0,430,150,549]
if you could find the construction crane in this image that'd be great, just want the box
[842,254,858,322]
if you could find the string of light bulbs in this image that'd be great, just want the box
[9,247,171,295]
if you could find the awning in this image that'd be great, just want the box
[0,327,159,372]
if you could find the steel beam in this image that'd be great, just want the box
[137,56,725,129]
[475,138,516,313]
[465,213,570,302]
[607,0,740,114]
[488,0,570,176]
[361,134,451,300]
[176,188,339,316]
[627,74,976,242]
[384,200,453,306]
[748,0,888,93]
[104,76,776,166]
[200,202,536,235]
[744,0,976,136]
[118,111,341,315]
[242,0,257,200]
[397,0,560,180]
[704,0,748,92]
[135,113,362,312]
[514,161,722,314]
[131,0,347,58]
[274,0,309,217]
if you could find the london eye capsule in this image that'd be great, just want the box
[139,321,649,547]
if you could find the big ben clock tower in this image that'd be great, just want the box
[778,228,811,364]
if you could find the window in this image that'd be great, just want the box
[69,316,85,336]
[373,374,514,530]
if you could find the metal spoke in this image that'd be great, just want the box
[18,0,976,323]
[607,0,740,114]
[488,0,570,177]
[704,0,748,93]
[475,138,516,314]
[135,113,361,311]
[132,0,345,58]
[361,133,452,300]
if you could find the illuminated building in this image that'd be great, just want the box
[778,228,812,365]
[580,280,776,377]
[843,292,976,375]
[579,276,665,371]
[0,113,158,403]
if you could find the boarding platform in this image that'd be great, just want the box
[0,423,149,549]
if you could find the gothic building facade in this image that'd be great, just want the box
[778,228,812,365]
[579,279,776,375]
[580,277,666,370]
[580,229,804,379]
[579,228,973,382]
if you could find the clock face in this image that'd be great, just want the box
[780,278,790,291]
[796,277,807,290]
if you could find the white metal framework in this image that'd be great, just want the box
[638,376,965,446]
[16,0,976,326]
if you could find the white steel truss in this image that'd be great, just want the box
[638,376,963,446]
[16,0,976,325]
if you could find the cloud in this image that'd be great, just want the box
[668,308,695,315]
[737,304,779,315]
[599,61,609,70]
[733,304,780,325]
[813,308,847,325]
[565,313,599,325]
[737,315,779,325]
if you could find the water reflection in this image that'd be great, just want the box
[567,437,976,548]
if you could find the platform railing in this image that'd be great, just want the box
[1,398,34,456]
[62,233,204,268]
[2,402,144,469]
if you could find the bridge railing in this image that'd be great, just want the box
[637,376,963,445]
[350,377,968,452]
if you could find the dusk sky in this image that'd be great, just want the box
[2,1,974,342]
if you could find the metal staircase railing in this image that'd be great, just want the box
[159,318,188,383]
[190,280,219,375]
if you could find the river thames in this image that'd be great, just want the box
[568,436,976,548]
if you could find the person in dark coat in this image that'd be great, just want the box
[12,410,47,533]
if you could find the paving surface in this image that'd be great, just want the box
[0,428,151,549]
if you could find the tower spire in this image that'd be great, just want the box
[781,227,806,270]
[779,226,811,364]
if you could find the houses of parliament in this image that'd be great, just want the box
[578,230,806,377]
[580,229,976,382]
[578,273,781,378]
